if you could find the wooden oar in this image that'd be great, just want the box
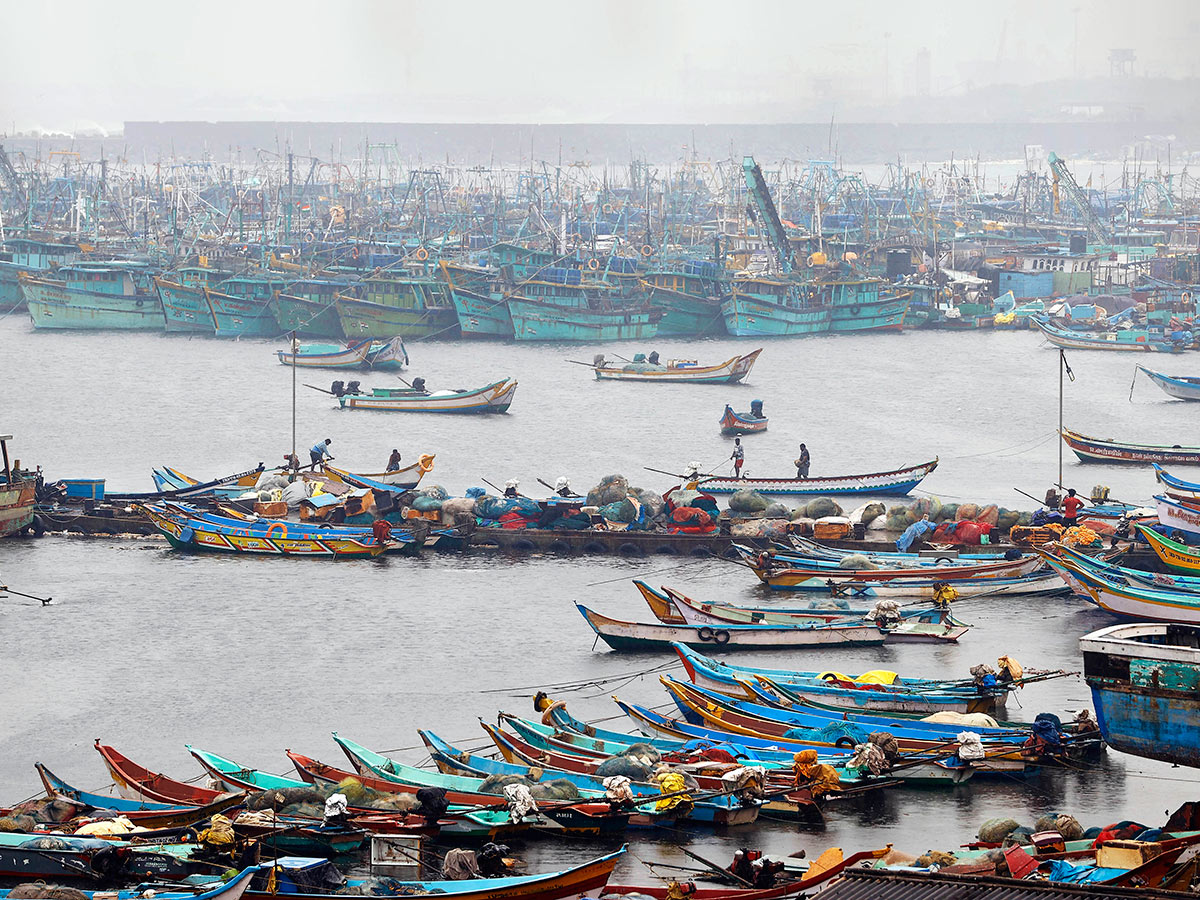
[566,359,598,368]
[678,847,753,888]
[2,586,52,606]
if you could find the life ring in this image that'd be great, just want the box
[415,247,430,261]
[641,244,654,257]
[351,246,361,259]
[135,298,144,307]
[851,305,862,315]
[603,204,614,215]
[712,629,731,645]
[418,453,435,473]
[304,231,315,243]
[540,699,568,726]
[1183,291,1193,304]
[265,522,287,541]
[697,627,715,642]
[587,258,600,271]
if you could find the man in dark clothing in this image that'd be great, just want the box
[796,444,810,478]
[386,449,402,472]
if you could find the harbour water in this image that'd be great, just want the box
[1,315,1196,876]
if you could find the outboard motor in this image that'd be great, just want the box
[750,399,764,418]
[346,380,361,395]
[648,350,660,365]
[411,377,426,392]
[330,380,346,397]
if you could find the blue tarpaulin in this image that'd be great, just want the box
[896,518,936,552]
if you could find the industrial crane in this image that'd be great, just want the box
[1048,151,1111,242]
[742,156,795,273]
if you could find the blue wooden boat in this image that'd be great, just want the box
[335,379,517,413]
[1080,622,1200,766]
[244,849,626,900]
[24,263,164,330]
[1139,366,1200,401]
[673,643,1008,713]
[1156,494,1200,544]
[136,501,422,557]
[1036,545,1200,624]
[155,271,220,333]
[1156,463,1200,498]
[1034,317,1183,352]
[719,402,768,435]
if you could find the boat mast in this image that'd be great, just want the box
[1,435,11,486]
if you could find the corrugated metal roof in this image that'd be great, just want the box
[819,868,1195,900]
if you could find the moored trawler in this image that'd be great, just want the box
[335,272,459,339]
[23,261,165,330]
[642,259,728,337]
[1081,621,1200,767]
[0,434,36,538]
[0,237,80,312]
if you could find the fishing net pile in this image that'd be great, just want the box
[593,743,663,780]
[476,773,581,801]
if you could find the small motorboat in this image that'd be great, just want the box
[719,400,768,435]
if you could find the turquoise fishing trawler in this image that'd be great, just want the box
[23,261,164,330]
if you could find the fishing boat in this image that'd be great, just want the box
[1138,366,1200,401]
[591,349,761,384]
[1080,621,1200,766]
[137,501,419,557]
[1061,427,1200,464]
[662,586,971,643]
[737,545,1043,591]
[0,859,257,897]
[333,734,747,828]
[418,730,761,826]
[0,435,36,538]
[287,751,627,838]
[1155,494,1200,543]
[247,849,626,900]
[576,603,886,651]
[94,741,231,805]
[23,263,165,330]
[1155,464,1200,502]
[1033,318,1184,352]
[1036,545,1200,623]
[0,237,80,312]
[636,580,869,624]
[333,379,517,413]
[690,458,938,496]
[322,457,434,492]
[365,336,410,369]
[277,340,372,368]
[35,762,244,829]
[672,644,1015,714]
[719,402,768,435]
[1136,523,1200,574]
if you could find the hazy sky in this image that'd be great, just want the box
[3,0,1197,132]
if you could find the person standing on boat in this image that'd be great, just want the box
[310,438,333,467]
[795,444,810,479]
[730,438,745,478]
[1061,488,1085,528]
[386,449,402,472]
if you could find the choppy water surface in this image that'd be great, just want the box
[0,316,1196,876]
